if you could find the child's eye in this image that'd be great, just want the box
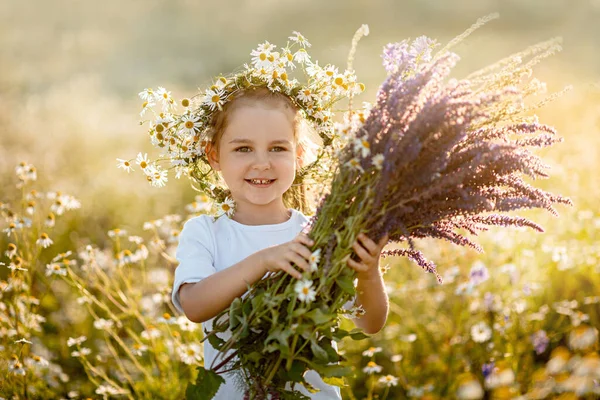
[271,146,287,152]
[235,146,251,152]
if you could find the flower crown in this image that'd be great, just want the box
[119,31,366,207]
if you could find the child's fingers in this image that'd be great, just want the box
[347,257,368,273]
[352,241,373,264]
[290,242,312,261]
[294,233,314,248]
[286,252,311,273]
[357,233,379,256]
[377,234,389,251]
[279,261,303,279]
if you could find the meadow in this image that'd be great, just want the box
[1,0,599,398]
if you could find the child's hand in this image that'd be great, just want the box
[347,233,389,280]
[256,233,314,280]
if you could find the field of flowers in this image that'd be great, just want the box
[1,0,599,399]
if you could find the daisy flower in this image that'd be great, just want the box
[132,343,148,356]
[135,152,151,172]
[67,336,87,347]
[36,233,53,248]
[8,359,26,376]
[46,263,67,276]
[344,158,364,173]
[148,166,169,188]
[177,316,198,332]
[309,249,321,272]
[107,228,127,238]
[157,312,176,324]
[177,343,203,365]
[323,65,338,81]
[71,347,91,357]
[363,361,383,374]
[362,346,382,357]
[93,318,115,330]
[378,375,399,387]
[372,154,384,170]
[5,243,17,258]
[215,197,235,218]
[140,98,155,117]
[155,86,174,110]
[179,114,201,135]
[297,88,315,103]
[138,88,154,101]
[353,136,371,158]
[294,279,316,303]
[289,31,311,48]
[204,88,226,111]
[141,325,162,340]
[29,355,50,368]
[471,321,492,343]
[14,338,33,344]
[294,49,311,65]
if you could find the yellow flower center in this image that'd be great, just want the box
[162,93,168,99]
[156,133,164,141]
[181,98,190,107]
[211,95,221,103]
[303,89,311,96]
[163,313,171,320]
[267,54,275,62]
[185,121,194,129]
[367,361,376,367]
[326,70,334,77]
[142,101,148,108]
[8,244,16,251]
[302,287,309,295]
[222,204,230,212]
[287,53,293,61]
[155,124,164,133]
[259,53,267,61]
[359,83,366,92]
[41,233,48,239]
[334,77,344,86]
[140,161,148,169]
[272,70,279,79]
[219,77,227,84]
[281,72,288,81]
[362,140,370,148]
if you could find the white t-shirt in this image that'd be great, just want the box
[172,208,343,400]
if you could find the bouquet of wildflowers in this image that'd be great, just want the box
[189,17,572,399]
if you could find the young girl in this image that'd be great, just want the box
[172,87,389,399]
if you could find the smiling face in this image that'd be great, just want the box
[207,105,298,215]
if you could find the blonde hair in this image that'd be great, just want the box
[206,87,316,214]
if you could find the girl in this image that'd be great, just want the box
[172,87,389,399]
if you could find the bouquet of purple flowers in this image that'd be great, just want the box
[188,20,571,400]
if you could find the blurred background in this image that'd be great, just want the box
[1,0,599,245]
[1,1,600,397]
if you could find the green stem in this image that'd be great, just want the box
[264,354,283,387]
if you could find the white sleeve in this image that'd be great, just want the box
[171,216,216,314]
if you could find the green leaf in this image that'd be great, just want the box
[264,328,293,357]
[206,332,225,350]
[320,339,341,363]
[287,359,306,382]
[319,364,353,378]
[322,376,347,388]
[292,307,307,317]
[332,329,349,341]
[185,367,225,400]
[310,340,329,363]
[349,328,369,340]
[305,308,334,326]
[229,297,242,330]
[335,274,355,295]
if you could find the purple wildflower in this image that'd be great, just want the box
[531,330,549,355]
[469,262,490,286]
[482,362,495,378]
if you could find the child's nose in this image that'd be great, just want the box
[251,151,271,170]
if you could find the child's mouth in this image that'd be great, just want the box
[245,179,276,187]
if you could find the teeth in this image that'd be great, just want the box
[250,179,272,184]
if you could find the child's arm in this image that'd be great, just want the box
[179,234,314,323]
[347,233,390,334]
